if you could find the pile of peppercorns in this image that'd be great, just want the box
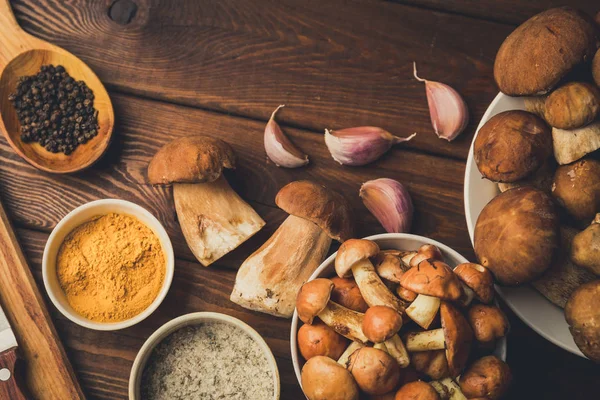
[8,65,99,155]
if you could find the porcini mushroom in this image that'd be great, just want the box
[409,244,444,268]
[543,82,600,129]
[564,280,600,362]
[373,251,418,302]
[296,278,369,343]
[467,304,509,345]
[459,356,512,400]
[363,306,410,368]
[453,263,495,304]
[331,277,370,313]
[405,302,473,377]
[348,347,401,395]
[552,122,600,165]
[430,378,467,400]
[298,320,349,361]
[338,341,365,367]
[394,381,441,400]
[301,356,360,400]
[571,214,600,276]
[231,180,352,317]
[410,350,450,380]
[147,136,265,266]
[551,158,600,224]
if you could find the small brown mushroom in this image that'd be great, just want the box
[373,251,418,302]
[564,280,600,362]
[459,356,512,400]
[394,381,441,400]
[147,136,265,266]
[454,263,495,304]
[298,320,349,361]
[409,244,444,268]
[331,277,370,313]
[363,306,403,343]
[410,350,450,380]
[468,304,510,344]
[348,347,401,395]
[301,356,360,400]
[551,158,600,224]
[571,214,600,276]
[544,82,600,129]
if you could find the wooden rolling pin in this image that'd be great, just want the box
[0,199,84,399]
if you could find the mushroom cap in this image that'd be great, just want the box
[409,244,444,268]
[459,355,512,400]
[552,158,600,223]
[374,252,409,283]
[494,7,599,96]
[399,259,463,301]
[298,320,349,361]
[544,82,600,130]
[594,49,600,87]
[348,347,401,395]
[474,110,552,183]
[564,280,600,362]
[275,180,353,242]
[147,136,235,185]
[331,277,369,313]
[570,214,600,276]
[335,239,380,278]
[362,306,403,343]
[454,263,495,304]
[296,278,334,324]
[394,381,441,400]
[440,302,473,377]
[410,350,450,380]
[301,356,360,400]
[468,304,510,344]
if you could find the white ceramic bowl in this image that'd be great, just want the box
[464,92,583,358]
[43,199,174,331]
[129,312,281,400]
[290,233,507,393]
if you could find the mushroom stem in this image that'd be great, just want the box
[174,175,265,266]
[430,378,467,400]
[337,341,364,367]
[457,283,474,307]
[231,215,331,317]
[351,258,408,313]
[384,334,410,368]
[405,294,441,329]
[405,329,445,352]
[318,301,369,344]
[373,342,387,351]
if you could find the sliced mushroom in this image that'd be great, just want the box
[411,350,450,380]
[338,341,365,367]
[454,263,495,304]
[430,378,467,400]
[394,381,441,400]
[459,356,512,400]
[231,180,352,317]
[468,304,510,345]
[348,347,401,395]
[148,136,265,266]
[298,320,349,361]
[301,356,359,400]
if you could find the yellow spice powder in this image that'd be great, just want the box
[57,213,166,323]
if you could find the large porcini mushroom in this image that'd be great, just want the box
[459,356,512,400]
[231,180,352,317]
[331,277,370,313]
[298,320,349,361]
[493,7,599,96]
[335,239,407,312]
[301,356,360,400]
[474,110,552,183]
[348,347,401,395]
[410,350,450,380]
[363,306,410,368]
[467,304,509,345]
[564,280,600,362]
[147,136,265,266]
[405,303,473,377]
[474,187,559,285]
[296,279,369,343]
[552,122,600,165]
[571,214,600,276]
[394,381,441,400]
[453,263,494,304]
[551,158,600,224]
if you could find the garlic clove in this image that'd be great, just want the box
[360,178,413,233]
[264,105,309,168]
[414,62,469,142]
[324,126,416,166]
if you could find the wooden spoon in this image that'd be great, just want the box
[0,0,114,174]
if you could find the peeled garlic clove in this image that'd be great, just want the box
[414,62,469,141]
[324,126,416,166]
[360,178,413,233]
[264,105,309,168]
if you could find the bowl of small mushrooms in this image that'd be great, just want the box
[291,233,510,399]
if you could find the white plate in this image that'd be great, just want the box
[464,92,583,358]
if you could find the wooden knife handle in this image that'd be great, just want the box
[0,347,28,400]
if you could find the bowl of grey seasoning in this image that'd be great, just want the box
[129,312,280,400]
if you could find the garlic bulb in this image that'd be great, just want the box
[414,62,469,141]
[360,178,413,233]
[264,105,309,168]
[324,127,416,166]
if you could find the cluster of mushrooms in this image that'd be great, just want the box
[296,239,512,400]
[472,6,600,362]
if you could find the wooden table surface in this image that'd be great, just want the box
[1,0,599,399]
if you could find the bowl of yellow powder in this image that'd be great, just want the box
[43,199,174,330]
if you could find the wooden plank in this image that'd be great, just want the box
[9,0,515,160]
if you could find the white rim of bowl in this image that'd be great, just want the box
[128,312,281,400]
[42,199,174,331]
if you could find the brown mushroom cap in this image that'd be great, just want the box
[331,277,369,313]
[394,381,440,400]
[544,82,600,130]
[565,280,600,362]
[362,306,403,343]
[374,252,408,283]
[552,158,600,223]
[275,180,353,242]
[409,244,444,268]
[301,356,360,400]
[459,355,512,400]
[399,259,463,301]
[454,263,495,304]
[335,239,380,278]
[570,214,600,276]
[349,347,401,395]
[594,49,600,87]
[147,136,235,185]
[474,110,552,183]
[298,320,349,361]
[410,350,450,380]
[440,302,473,377]
[494,7,600,96]
[474,186,559,285]
[468,304,510,344]
[296,278,334,324]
